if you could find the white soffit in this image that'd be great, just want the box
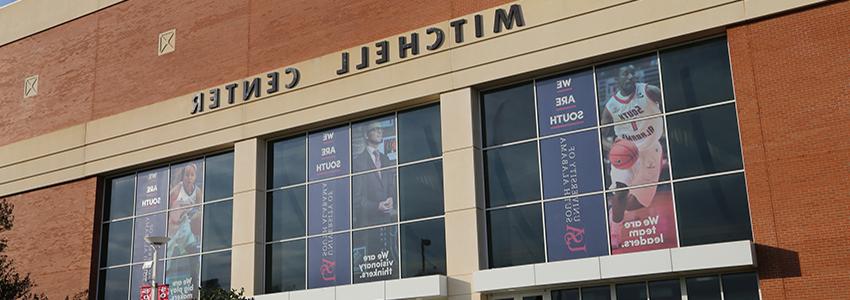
[474,240,755,293]
[254,275,447,300]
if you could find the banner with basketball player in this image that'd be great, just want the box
[165,256,199,300]
[596,54,662,125]
[535,68,598,136]
[544,194,609,261]
[595,55,675,254]
[167,159,205,258]
[607,183,678,254]
[308,233,351,288]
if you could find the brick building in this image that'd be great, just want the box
[0,0,848,299]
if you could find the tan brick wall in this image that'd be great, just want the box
[0,177,98,299]
[728,1,850,299]
[0,0,512,147]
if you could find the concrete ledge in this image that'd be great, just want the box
[474,241,755,293]
[600,248,673,279]
[474,264,535,292]
[385,275,447,300]
[254,275,447,300]
[534,257,601,286]
[671,240,756,272]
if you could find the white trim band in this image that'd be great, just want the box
[254,274,447,300]
[474,240,756,293]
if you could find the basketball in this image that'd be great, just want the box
[609,139,639,169]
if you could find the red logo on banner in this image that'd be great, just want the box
[157,284,170,300]
[563,225,587,252]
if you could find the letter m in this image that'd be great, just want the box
[494,4,525,33]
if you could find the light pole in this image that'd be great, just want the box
[144,236,170,298]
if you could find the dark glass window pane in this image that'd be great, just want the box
[523,296,543,300]
[267,187,306,241]
[398,104,442,163]
[686,276,721,300]
[481,83,536,146]
[266,240,306,292]
[667,104,742,178]
[352,225,399,283]
[203,201,233,251]
[401,219,446,278]
[268,136,306,189]
[201,251,231,290]
[721,272,760,300]
[352,169,397,228]
[551,288,580,300]
[649,280,681,300]
[399,160,444,221]
[660,38,734,111]
[205,152,234,201]
[484,142,540,207]
[105,175,135,220]
[582,285,612,300]
[98,267,129,300]
[616,282,647,300]
[165,256,201,300]
[596,54,662,125]
[675,173,752,246]
[101,220,133,267]
[487,204,544,268]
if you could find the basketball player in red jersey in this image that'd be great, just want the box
[600,65,664,228]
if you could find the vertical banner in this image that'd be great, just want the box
[166,206,202,257]
[309,126,351,181]
[351,116,397,173]
[136,167,169,214]
[595,54,662,125]
[352,225,399,283]
[133,213,166,262]
[608,184,677,254]
[165,256,199,300]
[352,169,397,228]
[140,285,152,300]
[308,233,351,288]
[536,69,598,136]
[169,160,205,209]
[308,178,350,235]
[544,194,609,261]
[157,285,170,300]
[539,130,603,199]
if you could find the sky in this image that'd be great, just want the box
[0,0,15,7]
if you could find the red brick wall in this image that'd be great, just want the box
[728,1,850,299]
[0,0,513,147]
[0,178,99,299]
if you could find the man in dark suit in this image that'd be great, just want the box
[353,121,396,228]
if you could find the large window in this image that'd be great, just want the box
[481,37,751,268]
[97,152,235,300]
[265,104,445,293]
[548,272,760,300]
